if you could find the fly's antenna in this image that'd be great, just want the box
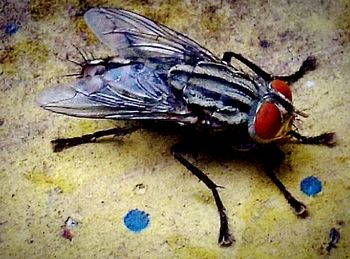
[295,109,309,118]
[292,108,310,130]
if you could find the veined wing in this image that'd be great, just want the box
[84,8,220,63]
[37,8,223,123]
[37,60,198,124]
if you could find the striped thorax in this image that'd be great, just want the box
[169,61,295,143]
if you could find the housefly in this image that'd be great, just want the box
[37,8,336,246]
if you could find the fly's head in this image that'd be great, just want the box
[248,79,296,143]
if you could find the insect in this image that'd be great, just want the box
[37,8,336,246]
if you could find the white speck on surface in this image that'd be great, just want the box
[65,217,78,229]
[306,80,316,88]
[133,183,147,195]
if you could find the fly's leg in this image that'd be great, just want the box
[275,56,317,84]
[261,146,308,217]
[289,130,336,146]
[222,52,272,81]
[171,142,234,247]
[222,51,316,84]
[265,168,308,216]
[267,131,336,214]
[51,126,139,152]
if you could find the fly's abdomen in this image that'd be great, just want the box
[169,61,260,125]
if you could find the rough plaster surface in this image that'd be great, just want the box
[1,0,349,258]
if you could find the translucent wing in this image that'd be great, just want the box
[84,8,220,62]
[37,8,221,123]
[37,60,197,124]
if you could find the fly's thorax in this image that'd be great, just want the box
[169,61,260,126]
[248,80,295,143]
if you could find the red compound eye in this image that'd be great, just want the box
[271,79,292,101]
[254,102,282,140]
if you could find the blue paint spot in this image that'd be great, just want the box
[300,176,322,196]
[4,22,19,35]
[123,209,150,233]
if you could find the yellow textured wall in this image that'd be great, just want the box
[0,0,349,258]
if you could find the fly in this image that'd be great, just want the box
[36,8,336,247]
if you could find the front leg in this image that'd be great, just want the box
[289,130,336,146]
[171,142,234,247]
[276,56,317,84]
[222,51,317,85]
[222,52,272,81]
[260,146,308,217]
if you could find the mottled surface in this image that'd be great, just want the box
[1,0,349,258]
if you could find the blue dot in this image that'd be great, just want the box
[123,209,150,233]
[4,22,19,35]
[300,176,322,196]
